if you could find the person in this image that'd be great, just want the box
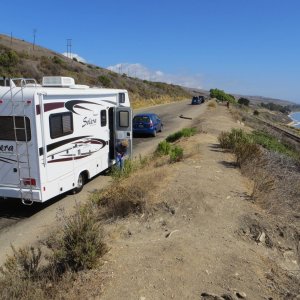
[115,139,129,170]
[226,101,230,108]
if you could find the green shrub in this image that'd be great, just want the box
[110,159,140,180]
[253,110,259,116]
[52,56,63,65]
[169,146,184,163]
[251,131,299,159]
[98,75,111,87]
[0,50,19,67]
[155,140,172,156]
[218,129,252,150]
[166,127,196,143]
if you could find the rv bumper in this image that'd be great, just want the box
[0,187,42,202]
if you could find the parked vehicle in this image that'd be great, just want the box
[133,113,163,137]
[191,96,201,105]
[191,96,205,105]
[199,96,205,103]
[0,76,132,204]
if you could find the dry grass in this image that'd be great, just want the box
[131,95,186,109]
[207,100,217,108]
[92,165,169,219]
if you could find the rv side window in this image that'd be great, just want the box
[119,93,125,103]
[101,110,107,127]
[49,112,73,139]
[0,116,31,141]
[119,111,129,127]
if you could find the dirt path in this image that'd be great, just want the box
[64,104,299,299]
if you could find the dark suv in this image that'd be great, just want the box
[191,96,200,105]
[191,96,205,105]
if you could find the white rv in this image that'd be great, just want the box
[0,76,132,204]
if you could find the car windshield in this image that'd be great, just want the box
[133,116,151,123]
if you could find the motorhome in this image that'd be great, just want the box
[0,76,132,204]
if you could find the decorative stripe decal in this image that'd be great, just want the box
[48,154,90,163]
[0,156,26,164]
[36,102,65,115]
[39,136,90,156]
[65,100,103,115]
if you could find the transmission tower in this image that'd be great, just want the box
[66,39,72,59]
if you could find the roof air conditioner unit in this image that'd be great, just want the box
[42,76,75,87]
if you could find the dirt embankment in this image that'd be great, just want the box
[63,104,299,299]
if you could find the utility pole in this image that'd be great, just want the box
[33,29,37,50]
[66,39,72,59]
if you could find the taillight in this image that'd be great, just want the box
[23,178,36,186]
[149,120,153,127]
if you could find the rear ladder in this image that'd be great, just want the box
[9,78,37,205]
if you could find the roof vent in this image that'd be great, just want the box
[42,76,75,87]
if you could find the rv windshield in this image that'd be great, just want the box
[0,116,31,141]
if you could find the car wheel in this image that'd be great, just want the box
[74,173,85,193]
[152,129,157,137]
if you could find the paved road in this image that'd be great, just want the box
[0,99,206,265]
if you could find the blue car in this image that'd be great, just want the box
[133,113,163,137]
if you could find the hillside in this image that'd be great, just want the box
[0,34,192,107]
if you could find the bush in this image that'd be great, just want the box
[166,127,196,143]
[238,97,250,106]
[0,50,19,67]
[0,246,42,281]
[0,246,44,300]
[47,205,106,272]
[98,75,111,87]
[218,129,252,150]
[156,140,172,156]
[97,184,146,219]
[208,101,217,108]
[52,56,64,65]
[253,110,259,116]
[169,146,184,163]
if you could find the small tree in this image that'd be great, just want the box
[238,97,250,106]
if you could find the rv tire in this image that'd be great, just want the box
[74,173,85,193]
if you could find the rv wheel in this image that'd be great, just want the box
[74,173,85,193]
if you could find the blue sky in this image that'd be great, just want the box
[1,0,300,103]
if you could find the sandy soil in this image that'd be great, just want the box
[61,104,299,300]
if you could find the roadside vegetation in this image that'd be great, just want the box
[218,126,300,220]
[0,127,197,300]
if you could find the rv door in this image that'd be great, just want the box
[115,107,132,158]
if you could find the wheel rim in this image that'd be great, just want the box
[77,174,83,188]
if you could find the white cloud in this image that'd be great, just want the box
[107,63,203,89]
[62,52,87,63]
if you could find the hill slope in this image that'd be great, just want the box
[0,34,192,106]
